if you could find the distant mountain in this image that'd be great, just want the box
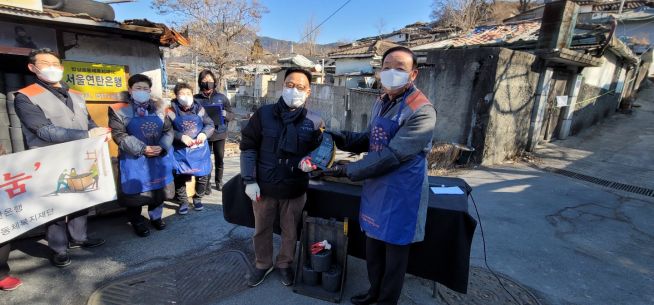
[257,36,342,55]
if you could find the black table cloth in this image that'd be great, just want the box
[222,175,477,293]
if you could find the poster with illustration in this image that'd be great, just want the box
[0,137,116,243]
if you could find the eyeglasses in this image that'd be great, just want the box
[284,81,308,91]
[34,61,62,68]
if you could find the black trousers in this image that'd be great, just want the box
[174,174,209,204]
[207,139,225,186]
[365,236,411,305]
[122,189,166,224]
[46,210,88,255]
[0,243,9,278]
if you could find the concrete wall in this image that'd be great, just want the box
[348,89,380,132]
[484,49,540,165]
[419,48,539,164]
[573,52,622,135]
[306,84,347,130]
[334,58,374,75]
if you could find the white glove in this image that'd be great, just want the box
[221,110,227,117]
[245,182,261,202]
[299,156,317,172]
[196,132,207,143]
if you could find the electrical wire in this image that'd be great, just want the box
[469,192,523,305]
[299,0,353,43]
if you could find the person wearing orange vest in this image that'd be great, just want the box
[14,48,108,268]
[322,47,437,305]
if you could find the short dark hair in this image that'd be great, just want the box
[28,48,60,64]
[174,82,193,96]
[197,69,216,87]
[128,74,152,88]
[382,46,417,69]
[284,67,312,84]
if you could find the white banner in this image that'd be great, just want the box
[0,137,117,243]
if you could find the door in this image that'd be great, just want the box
[541,71,569,142]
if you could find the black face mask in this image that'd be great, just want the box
[200,82,214,91]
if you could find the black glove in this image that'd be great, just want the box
[322,164,348,178]
[325,130,346,149]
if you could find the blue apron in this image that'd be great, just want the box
[119,111,173,195]
[359,92,426,245]
[171,103,211,176]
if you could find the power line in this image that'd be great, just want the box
[299,0,353,43]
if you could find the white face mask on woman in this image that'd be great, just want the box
[282,87,307,108]
[178,95,194,107]
[380,69,410,90]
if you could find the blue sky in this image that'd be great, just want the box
[112,0,434,44]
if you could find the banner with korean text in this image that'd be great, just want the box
[63,60,128,102]
[0,137,116,243]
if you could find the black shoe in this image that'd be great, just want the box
[132,221,150,237]
[68,238,105,249]
[151,219,166,230]
[51,253,71,268]
[247,266,274,287]
[351,292,377,305]
[279,267,294,286]
[216,183,223,192]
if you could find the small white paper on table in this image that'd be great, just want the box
[430,186,464,195]
[556,95,568,107]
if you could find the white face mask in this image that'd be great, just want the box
[36,66,64,83]
[131,90,150,103]
[380,69,410,90]
[282,87,306,108]
[178,95,194,107]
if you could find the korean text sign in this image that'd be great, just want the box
[0,137,117,243]
[63,60,128,102]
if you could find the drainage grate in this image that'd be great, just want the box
[545,167,654,198]
[88,250,252,305]
[438,266,543,305]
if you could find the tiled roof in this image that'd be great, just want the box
[329,40,400,58]
[592,0,653,11]
[412,21,541,50]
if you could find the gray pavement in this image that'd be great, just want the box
[533,82,654,192]
[1,86,654,305]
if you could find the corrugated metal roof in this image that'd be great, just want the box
[412,21,541,51]
[329,40,400,58]
[278,54,315,68]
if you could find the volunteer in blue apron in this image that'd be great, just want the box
[323,47,436,305]
[109,74,174,238]
[194,69,234,194]
[168,82,214,215]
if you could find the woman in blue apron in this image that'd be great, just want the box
[109,74,174,238]
[168,83,214,215]
[322,47,437,305]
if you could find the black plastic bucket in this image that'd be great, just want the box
[311,249,332,272]
[302,265,320,286]
[321,265,342,292]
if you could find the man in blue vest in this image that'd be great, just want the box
[323,46,437,305]
[240,67,324,287]
[14,48,108,267]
